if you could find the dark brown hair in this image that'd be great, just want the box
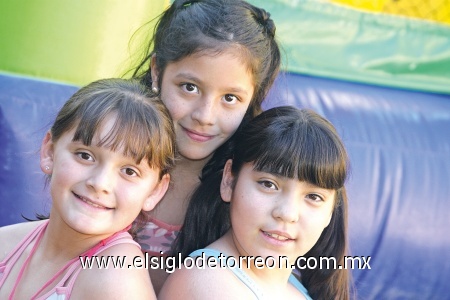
[132,0,281,118]
[174,106,350,299]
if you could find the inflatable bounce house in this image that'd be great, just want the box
[1,0,449,298]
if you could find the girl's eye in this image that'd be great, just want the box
[181,83,199,94]
[123,167,139,177]
[258,180,278,190]
[306,194,323,203]
[76,152,94,162]
[223,94,238,104]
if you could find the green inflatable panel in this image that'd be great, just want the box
[0,0,167,85]
[249,0,450,94]
[1,0,449,94]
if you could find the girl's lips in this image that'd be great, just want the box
[261,230,295,244]
[73,192,111,210]
[182,126,216,142]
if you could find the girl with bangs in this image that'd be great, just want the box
[162,106,350,299]
[0,79,175,299]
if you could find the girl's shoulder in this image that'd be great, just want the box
[71,238,156,299]
[0,220,45,261]
[159,250,256,300]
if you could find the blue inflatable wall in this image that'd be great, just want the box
[265,73,450,299]
[1,72,449,299]
[0,75,77,225]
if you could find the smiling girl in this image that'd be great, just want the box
[160,106,351,299]
[0,79,175,299]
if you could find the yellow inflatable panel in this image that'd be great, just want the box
[331,0,450,24]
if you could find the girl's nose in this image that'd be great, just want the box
[191,96,217,126]
[272,192,300,223]
[86,166,114,195]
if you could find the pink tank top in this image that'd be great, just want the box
[0,220,139,299]
[135,217,181,256]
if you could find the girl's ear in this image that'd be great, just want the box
[40,131,54,174]
[142,174,170,212]
[150,54,159,88]
[220,159,234,203]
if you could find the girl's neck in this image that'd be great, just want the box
[175,154,211,175]
[149,155,210,225]
[41,214,112,262]
[216,231,293,287]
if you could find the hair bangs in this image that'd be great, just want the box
[242,107,347,190]
[71,89,173,172]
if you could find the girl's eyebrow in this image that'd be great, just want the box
[303,183,335,196]
[253,169,336,194]
[174,72,201,83]
[227,87,250,96]
[70,139,86,145]
[252,169,284,178]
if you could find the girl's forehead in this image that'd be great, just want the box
[191,46,246,60]
[63,116,116,147]
[191,46,253,70]
[68,115,129,153]
[166,49,255,93]
[92,115,117,141]
[70,114,117,142]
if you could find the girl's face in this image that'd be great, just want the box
[221,160,335,266]
[40,116,169,236]
[153,49,254,162]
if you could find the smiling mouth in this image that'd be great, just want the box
[73,192,110,210]
[262,231,292,241]
[181,126,215,142]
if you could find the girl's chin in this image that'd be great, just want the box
[178,150,214,162]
